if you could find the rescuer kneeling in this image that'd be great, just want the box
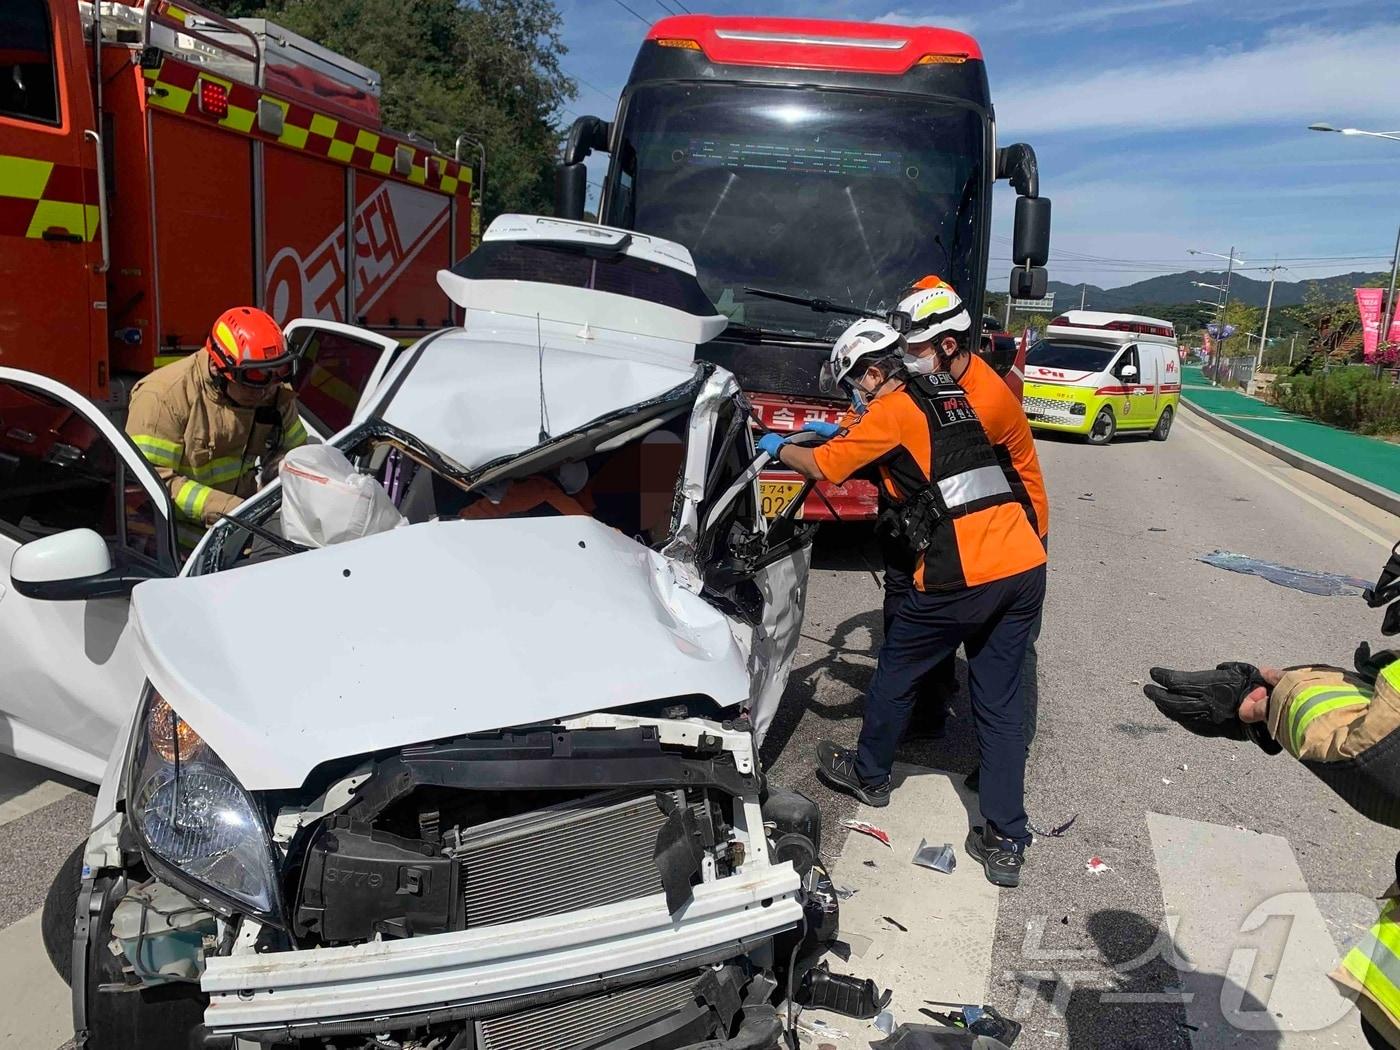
[758,316,1047,887]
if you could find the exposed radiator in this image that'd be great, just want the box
[476,972,702,1050]
[449,791,673,928]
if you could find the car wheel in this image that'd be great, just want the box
[1086,407,1116,445]
[41,842,83,984]
[1152,406,1174,441]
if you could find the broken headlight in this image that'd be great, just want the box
[128,685,281,923]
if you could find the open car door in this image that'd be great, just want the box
[0,368,180,781]
[284,320,402,440]
[692,392,815,747]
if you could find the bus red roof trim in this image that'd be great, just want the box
[645,15,982,73]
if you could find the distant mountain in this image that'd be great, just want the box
[1038,270,1389,311]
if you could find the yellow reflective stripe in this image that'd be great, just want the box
[1382,661,1400,692]
[178,456,245,485]
[1290,684,1369,754]
[174,480,215,521]
[131,434,182,467]
[0,155,53,200]
[1344,904,1400,1020]
[284,417,308,449]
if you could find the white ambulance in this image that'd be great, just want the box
[1021,311,1183,444]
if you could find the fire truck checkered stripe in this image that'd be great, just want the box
[142,59,470,197]
[0,155,101,240]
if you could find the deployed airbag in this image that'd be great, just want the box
[280,444,405,548]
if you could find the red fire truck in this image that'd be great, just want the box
[1,0,480,409]
[556,16,1050,519]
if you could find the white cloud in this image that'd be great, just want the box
[870,9,978,33]
[997,26,1400,135]
[1029,0,1201,32]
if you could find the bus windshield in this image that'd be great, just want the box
[604,81,987,342]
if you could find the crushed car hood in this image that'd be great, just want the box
[131,518,752,790]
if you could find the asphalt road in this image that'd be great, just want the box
[1,407,1396,1049]
[765,408,1399,1049]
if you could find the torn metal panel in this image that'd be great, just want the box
[1199,550,1371,597]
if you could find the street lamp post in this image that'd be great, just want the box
[1309,122,1400,364]
[1190,248,1243,385]
[1309,123,1400,143]
[1256,261,1287,372]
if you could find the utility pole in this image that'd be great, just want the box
[1289,333,1297,364]
[1256,258,1287,372]
[1382,224,1400,364]
[1080,284,1086,310]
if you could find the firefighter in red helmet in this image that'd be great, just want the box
[125,307,308,550]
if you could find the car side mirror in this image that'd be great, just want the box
[10,528,159,601]
[1120,364,1139,379]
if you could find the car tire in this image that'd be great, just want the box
[1152,406,1174,441]
[1086,407,1116,445]
[41,842,83,984]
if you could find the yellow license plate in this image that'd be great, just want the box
[759,479,805,519]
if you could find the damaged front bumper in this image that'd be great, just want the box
[203,866,801,1039]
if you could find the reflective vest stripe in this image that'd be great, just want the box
[1382,661,1400,691]
[174,480,215,522]
[285,417,308,449]
[938,464,1012,508]
[178,456,246,486]
[1290,685,1370,754]
[1344,903,1400,1021]
[131,434,182,468]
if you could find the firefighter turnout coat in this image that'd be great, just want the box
[126,353,308,545]
[1262,655,1400,1044]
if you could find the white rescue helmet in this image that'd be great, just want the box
[819,318,906,395]
[898,278,972,347]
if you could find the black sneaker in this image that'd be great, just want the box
[816,741,891,808]
[966,825,1025,888]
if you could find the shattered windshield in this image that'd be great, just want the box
[1027,341,1118,372]
[605,82,986,341]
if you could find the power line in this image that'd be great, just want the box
[566,70,619,103]
[609,0,651,25]
[653,0,682,15]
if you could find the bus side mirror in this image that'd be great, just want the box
[555,115,611,220]
[1010,267,1047,299]
[996,143,1039,198]
[1013,196,1051,268]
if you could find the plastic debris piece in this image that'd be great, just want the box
[912,838,957,874]
[874,1010,897,1035]
[1086,856,1111,874]
[797,961,892,1019]
[1060,915,1070,924]
[843,818,892,848]
[800,1017,850,1040]
[1179,763,1189,771]
[863,859,879,868]
[1199,550,1371,597]
[834,885,859,899]
[1077,494,1096,501]
[1148,527,1167,532]
[882,915,909,932]
[1162,777,1172,785]
[1028,814,1078,838]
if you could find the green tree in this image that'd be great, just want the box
[1217,300,1262,358]
[210,0,574,217]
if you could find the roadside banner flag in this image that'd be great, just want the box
[1357,288,1384,361]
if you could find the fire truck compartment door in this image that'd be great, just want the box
[283,320,402,440]
[0,368,178,782]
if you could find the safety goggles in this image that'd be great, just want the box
[209,342,300,387]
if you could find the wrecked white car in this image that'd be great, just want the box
[3,216,831,1048]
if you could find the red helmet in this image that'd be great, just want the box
[205,307,297,387]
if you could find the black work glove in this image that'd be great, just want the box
[1143,662,1267,741]
[1355,642,1400,686]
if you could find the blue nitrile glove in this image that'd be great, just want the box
[802,420,841,439]
[756,432,787,459]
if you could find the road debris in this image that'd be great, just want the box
[874,1010,897,1035]
[1148,527,1166,532]
[1199,550,1370,597]
[798,1017,850,1041]
[843,818,892,848]
[882,915,909,932]
[1162,777,1172,785]
[920,1003,1023,1044]
[912,839,957,873]
[1085,856,1112,874]
[797,961,893,1018]
[834,885,859,899]
[1078,493,1096,501]
[863,859,879,868]
[1029,814,1078,838]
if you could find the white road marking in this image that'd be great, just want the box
[806,764,998,1047]
[1177,417,1392,548]
[0,911,72,1049]
[1149,813,1365,1048]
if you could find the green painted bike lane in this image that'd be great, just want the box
[1180,366,1400,497]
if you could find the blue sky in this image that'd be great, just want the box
[552,0,1400,289]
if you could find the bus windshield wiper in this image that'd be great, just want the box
[719,320,828,347]
[743,286,879,319]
